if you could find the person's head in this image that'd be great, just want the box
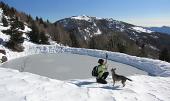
[98,59,104,65]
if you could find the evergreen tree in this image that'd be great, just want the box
[13,17,25,30]
[36,16,39,21]
[2,16,8,27]
[47,19,50,23]
[27,14,33,23]
[3,17,25,51]
[159,48,170,62]
[69,29,79,47]
[39,18,44,24]
[117,43,127,53]
[27,22,40,43]
[39,31,49,44]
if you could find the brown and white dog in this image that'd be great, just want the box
[111,68,132,87]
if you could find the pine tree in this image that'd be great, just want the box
[14,17,25,30]
[36,16,39,21]
[27,22,40,43]
[39,18,44,24]
[39,31,49,44]
[2,16,8,27]
[27,14,33,23]
[47,19,50,23]
[3,17,25,51]
[159,48,170,62]
[117,43,127,53]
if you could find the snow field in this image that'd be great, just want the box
[0,68,170,101]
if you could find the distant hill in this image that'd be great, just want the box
[55,15,170,59]
[147,26,170,35]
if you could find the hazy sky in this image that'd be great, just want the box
[1,0,170,27]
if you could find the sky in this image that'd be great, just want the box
[1,0,170,27]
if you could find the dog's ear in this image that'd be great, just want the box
[111,68,113,71]
[111,68,116,71]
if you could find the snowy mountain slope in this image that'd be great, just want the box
[131,26,153,33]
[56,15,156,40]
[55,15,170,60]
[0,67,170,101]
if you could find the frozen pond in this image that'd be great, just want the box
[1,53,148,80]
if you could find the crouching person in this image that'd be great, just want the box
[96,58,109,84]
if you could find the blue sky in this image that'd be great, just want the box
[1,0,170,27]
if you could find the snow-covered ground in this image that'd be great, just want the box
[0,44,170,101]
[0,68,170,101]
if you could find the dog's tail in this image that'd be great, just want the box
[126,78,132,81]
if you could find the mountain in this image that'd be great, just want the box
[55,15,170,59]
[147,26,170,35]
[0,1,170,61]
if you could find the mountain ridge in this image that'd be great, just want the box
[146,26,170,35]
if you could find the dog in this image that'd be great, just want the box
[111,68,132,87]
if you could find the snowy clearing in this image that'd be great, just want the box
[0,68,170,101]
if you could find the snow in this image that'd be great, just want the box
[0,8,3,22]
[131,26,153,33]
[0,40,170,101]
[0,68,170,101]
[150,35,159,39]
[19,25,32,33]
[148,45,159,51]
[5,44,168,77]
[94,28,102,35]
[0,27,10,42]
[1,42,170,77]
[0,8,11,42]
[93,23,102,35]
[71,15,91,22]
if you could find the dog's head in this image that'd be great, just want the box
[111,68,116,72]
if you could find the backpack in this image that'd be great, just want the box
[92,66,98,77]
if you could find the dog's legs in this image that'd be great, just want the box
[122,80,126,87]
[113,79,115,86]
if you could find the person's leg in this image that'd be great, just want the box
[101,72,109,79]
[97,78,107,84]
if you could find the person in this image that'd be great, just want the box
[96,54,109,84]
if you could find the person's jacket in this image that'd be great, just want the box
[97,64,107,78]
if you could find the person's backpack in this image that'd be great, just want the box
[92,66,98,77]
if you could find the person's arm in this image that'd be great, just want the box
[104,53,108,65]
